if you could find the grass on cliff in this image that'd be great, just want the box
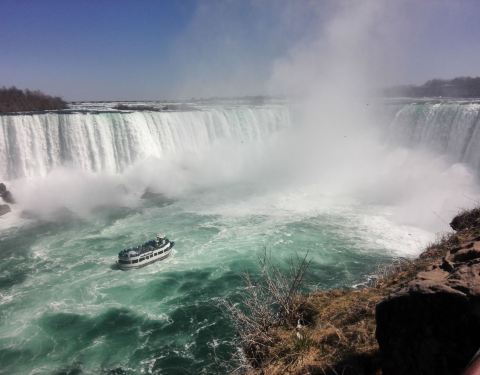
[226,231,465,375]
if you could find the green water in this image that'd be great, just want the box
[0,187,428,374]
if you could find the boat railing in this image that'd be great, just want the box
[119,238,170,258]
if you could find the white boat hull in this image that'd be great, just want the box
[117,241,174,270]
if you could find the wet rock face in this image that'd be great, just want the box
[376,240,480,375]
[0,182,14,204]
[0,204,11,216]
[140,189,174,206]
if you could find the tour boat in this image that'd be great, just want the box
[117,234,174,270]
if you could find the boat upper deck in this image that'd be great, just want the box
[118,238,170,258]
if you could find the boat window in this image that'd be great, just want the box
[140,257,145,261]
[119,259,130,264]
[132,259,138,263]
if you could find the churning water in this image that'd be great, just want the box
[0,99,479,374]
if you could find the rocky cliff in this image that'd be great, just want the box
[376,232,480,374]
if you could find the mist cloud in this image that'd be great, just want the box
[5,1,480,238]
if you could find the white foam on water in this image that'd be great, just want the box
[1,101,480,373]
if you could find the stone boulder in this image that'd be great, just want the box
[376,240,480,375]
[140,188,174,206]
[0,204,10,216]
[0,182,14,204]
[450,208,480,231]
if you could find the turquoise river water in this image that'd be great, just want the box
[1,100,480,374]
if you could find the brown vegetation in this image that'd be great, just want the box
[223,251,312,370]
[226,229,466,374]
[0,86,67,113]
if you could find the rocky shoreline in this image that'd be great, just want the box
[242,208,480,375]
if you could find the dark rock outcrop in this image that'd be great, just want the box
[0,204,11,216]
[450,208,480,231]
[0,182,15,204]
[140,189,174,206]
[0,183,14,216]
[376,236,480,375]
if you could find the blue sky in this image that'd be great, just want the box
[1,0,480,100]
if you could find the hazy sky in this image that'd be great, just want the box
[1,0,480,100]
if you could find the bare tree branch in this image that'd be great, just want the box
[223,249,311,370]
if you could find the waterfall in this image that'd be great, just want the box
[386,101,480,172]
[0,106,290,179]
[3,100,480,181]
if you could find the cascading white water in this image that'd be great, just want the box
[387,101,480,171]
[0,105,290,179]
[2,101,480,181]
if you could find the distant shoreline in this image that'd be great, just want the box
[0,87,67,113]
[3,77,480,115]
[384,76,480,98]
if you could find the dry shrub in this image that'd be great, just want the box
[224,250,311,369]
[422,232,460,260]
[367,257,415,289]
[263,288,383,375]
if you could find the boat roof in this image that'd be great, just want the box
[119,236,168,256]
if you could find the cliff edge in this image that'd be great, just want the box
[377,220,480,375]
